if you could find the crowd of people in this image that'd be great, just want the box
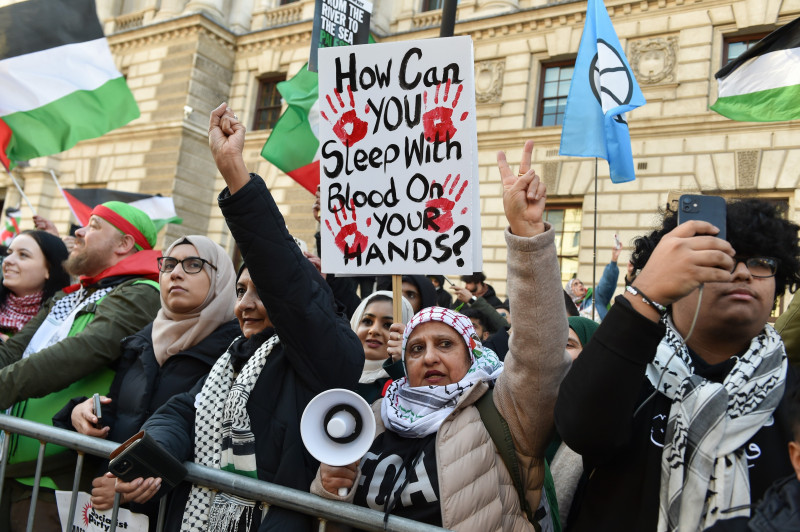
[0,105,798,532]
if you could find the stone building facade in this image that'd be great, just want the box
[4,0,800,304]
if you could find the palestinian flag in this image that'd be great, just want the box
[711,17,800,122]
[261,65,321,194]
[62,188,182,232]
[1,208,21,247]
[0,0,140,167]
[0,119,11,171]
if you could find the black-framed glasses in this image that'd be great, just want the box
[732,256,778,278]
[157,256,217,274]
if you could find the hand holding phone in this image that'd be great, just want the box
[93,393,103,429]
[71,395,110,437]
[108,431,187,496]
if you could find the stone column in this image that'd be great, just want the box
[183,0,225,21]
[154,0,188,20]
[228,0,254,33]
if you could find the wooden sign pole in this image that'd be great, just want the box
[392,274,403,324]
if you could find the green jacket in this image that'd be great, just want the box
[1,277,160,488]
[775,292,800,366]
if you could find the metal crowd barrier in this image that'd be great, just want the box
[0,414,448,532]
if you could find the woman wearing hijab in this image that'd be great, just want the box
[109,104,363,532]
[61,235,239,521]
[549,316,600,527]
[350,291,413,403]
[313,140,570,531]
[0,230,69,341]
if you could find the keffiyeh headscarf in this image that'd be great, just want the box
[381,306,503,438]
[647,317,786,532]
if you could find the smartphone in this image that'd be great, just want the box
[108,431,187,491]
[92,393,103,428]
[613,234,621,248]
[108,438,150,483]
[677,194,727,240]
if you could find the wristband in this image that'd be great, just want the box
[626,285,667,315]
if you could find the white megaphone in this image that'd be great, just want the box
[301,388,377,496]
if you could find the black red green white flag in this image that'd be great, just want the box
[62,188,182,232]
[711,17,800,122]
[0,0,140,166]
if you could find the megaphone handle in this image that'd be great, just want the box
[338,487,348,497]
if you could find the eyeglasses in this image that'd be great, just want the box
[157,256,217,274]
[731,256,778,278]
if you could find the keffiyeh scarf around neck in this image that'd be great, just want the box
[0,291,42,333]
[381,306,504,438]
[645,318,786,532]
[181,333,280,532]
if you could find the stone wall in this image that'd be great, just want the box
[3,0,799,304]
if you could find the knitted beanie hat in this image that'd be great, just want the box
[567,315,600,347]
[90,201,157,250]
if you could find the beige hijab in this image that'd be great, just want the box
[151,235,236,365]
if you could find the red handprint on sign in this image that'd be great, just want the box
[422,79,468,143]
[321,85,369,147]
[325,199,370,258]
[425,174,468,233]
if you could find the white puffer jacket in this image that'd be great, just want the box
[313,225,571,531]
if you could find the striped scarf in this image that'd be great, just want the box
[181,334,280,532]
[646,320,786,532]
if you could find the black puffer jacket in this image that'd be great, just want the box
[106,319,240,443]
[142,174,363,531]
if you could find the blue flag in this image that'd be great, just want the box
[559,0,645,183]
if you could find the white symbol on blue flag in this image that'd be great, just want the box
[559,0,645,183]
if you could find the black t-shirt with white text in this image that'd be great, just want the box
[354,430,441,526]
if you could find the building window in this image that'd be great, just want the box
[279,0,299,5]
[421,0,443,11]
[537,61,574,127]
[723,33,768,65]
[544,205,582,283]
[252,74,285,131]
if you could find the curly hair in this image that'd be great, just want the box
[630,198,800,302]
[460,272,486,284]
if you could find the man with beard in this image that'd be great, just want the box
[0,201,161,532]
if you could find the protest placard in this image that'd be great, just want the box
[56,490,149,532]
[309,0,373,72]
[319,36,480,275]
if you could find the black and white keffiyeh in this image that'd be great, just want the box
[381,307,503,438]
[22,287,112,358]
[645,318,786,532]
[181,334,280,532]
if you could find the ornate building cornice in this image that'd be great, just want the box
[108,14,235,53]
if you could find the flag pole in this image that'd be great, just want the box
[48,169,82,225]
[5,168,36,215]
[440,0,457,37]
[591,157,598,321]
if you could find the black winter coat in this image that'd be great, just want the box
[106,319,240,444]
[142,175,363,531]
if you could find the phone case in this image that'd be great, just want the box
[108,431,187,492]
[677,194,727,240]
